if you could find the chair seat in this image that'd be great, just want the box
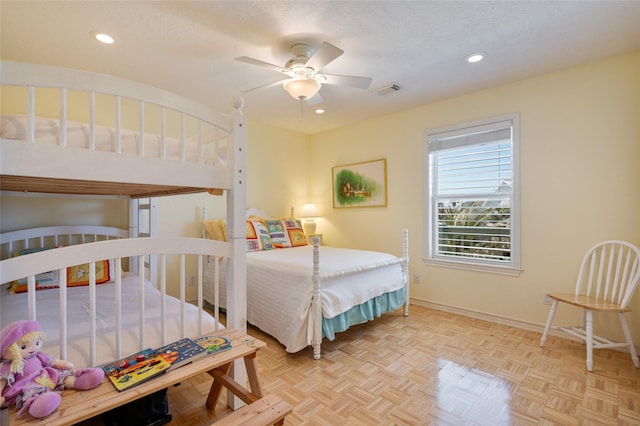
[547,293,632,313]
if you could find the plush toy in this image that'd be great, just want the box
[0,320,104,418]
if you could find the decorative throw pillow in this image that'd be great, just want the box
[283,218,308,247]
[265,219,307,248]
[264,219,290,248]
[245,220,274,252]
[8,247,116,294]
[8,247,60,294]
[67,260,112,287]
[203,219,227,241]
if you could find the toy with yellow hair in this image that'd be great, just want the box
[0,320,104,418]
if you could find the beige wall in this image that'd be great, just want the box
[309,51,640,344]
[154,121,309,238]
[2,52,638,345]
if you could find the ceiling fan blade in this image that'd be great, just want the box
[319,73,372,90]
[235,56,287,74]
[306,92,323,106]
[305,42,344,72]
[242,79,286,93]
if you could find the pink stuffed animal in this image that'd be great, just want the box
[0,320,104,418]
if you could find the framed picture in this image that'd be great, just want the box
[332,158,387,208]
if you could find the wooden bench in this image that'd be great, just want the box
[6,329,266,425]
[214,394,292,426]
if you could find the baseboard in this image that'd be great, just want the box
[409,298,640,355]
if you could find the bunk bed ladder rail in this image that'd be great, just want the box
[129,198,159,285]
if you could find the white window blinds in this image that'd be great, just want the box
[426,116,519,270]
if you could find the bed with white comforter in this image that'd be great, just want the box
[205,243,407,355]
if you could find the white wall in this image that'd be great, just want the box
[309,51,640,345]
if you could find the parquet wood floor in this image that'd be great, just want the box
[80,305,640,425]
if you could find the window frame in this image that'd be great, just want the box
[423,113,521,276]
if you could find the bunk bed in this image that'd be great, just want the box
[202,211,409,360]
[0,61,247,420]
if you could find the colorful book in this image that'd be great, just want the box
[102,348,171,392]
[193,335,232,355]
[155,337,207,370]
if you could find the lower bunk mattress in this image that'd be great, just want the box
[204,245,406,353]
[1,274,220,368]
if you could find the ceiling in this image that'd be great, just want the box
[2,1,640,135]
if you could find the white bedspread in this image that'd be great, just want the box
[1,275,220,368]
[0,114,216,164]
[204,245,404,353]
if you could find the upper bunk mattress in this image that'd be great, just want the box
[0,114,217,164]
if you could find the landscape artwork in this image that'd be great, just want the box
[332,159,387,208]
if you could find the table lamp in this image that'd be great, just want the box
[299,203,320,234]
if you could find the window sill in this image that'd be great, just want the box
[422,258,522,276]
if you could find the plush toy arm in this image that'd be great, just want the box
[52,359,74,370]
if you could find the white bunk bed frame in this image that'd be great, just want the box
[0,61,248,420]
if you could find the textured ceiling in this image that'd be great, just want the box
[1,1,640,134]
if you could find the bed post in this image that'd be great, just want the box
[311,236,322,359]
[402,228,409,317]
[225,97,248,408]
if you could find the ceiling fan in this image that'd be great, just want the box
[235,42,372,104]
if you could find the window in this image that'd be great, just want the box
[424,114,520,275]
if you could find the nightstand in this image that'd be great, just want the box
[307,234,323,245]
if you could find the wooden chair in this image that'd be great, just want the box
[540,240,640,371]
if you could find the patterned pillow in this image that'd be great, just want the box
[264,219,290,248]
[8,247,115,294]
[67,260,112,287]
[283,219,308,247]
[246,220,274,252]
[8,247,60,294]
[265,219,307,248]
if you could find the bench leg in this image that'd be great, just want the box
[244,352,263,399]
[206,352,265,414]
[206,362,232,409]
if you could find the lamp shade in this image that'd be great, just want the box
[299,203,320,218]
[283,78,321,100]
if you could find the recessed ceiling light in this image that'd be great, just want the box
[315,109,325,114]
[466,53,484,63]
[91,31,114,44]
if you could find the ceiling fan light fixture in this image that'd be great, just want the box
[465,52,484,63]
[283,78,321,100]
[90,31,114,44]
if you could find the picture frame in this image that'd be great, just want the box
[332,158,387,208]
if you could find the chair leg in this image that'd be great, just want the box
[540,300,558,347]
[619,313,640,368]
[586,310,594,371]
